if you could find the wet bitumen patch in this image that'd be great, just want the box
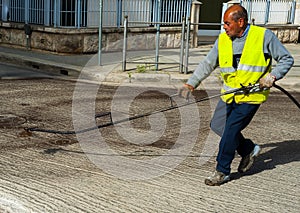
[0,114,27,128]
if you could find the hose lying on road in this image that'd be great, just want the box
[25,83,299,135]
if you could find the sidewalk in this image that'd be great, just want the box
[0,43,299,91]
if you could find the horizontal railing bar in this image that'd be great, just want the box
[127,21,183,25]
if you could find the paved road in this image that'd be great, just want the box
[0,75,299,212]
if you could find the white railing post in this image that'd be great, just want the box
[2,0,9,21]
[98,0,103,66]
[155,0,161,71]
[191,0,202,48]
[25,0,29,24]
[180,17,186,73]
[294,0,300,25]
[122,16,128,71]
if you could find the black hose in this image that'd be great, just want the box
[25,100,201,135]
[273,83,300,109]
[26,84,299,135]
[26,112,114,135]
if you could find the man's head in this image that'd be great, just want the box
[223,5,249,38]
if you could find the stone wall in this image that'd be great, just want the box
[0,22,299,54]
[265,25,300,44]
[0,22,184,54]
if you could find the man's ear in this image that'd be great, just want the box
[238,18,245,27]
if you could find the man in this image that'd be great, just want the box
[179,4,294,186]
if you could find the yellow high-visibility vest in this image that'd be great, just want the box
[218,25,271,104]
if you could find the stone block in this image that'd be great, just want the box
[277,30,285,42]
[32,32,54,51]
[174,33,182,47]
[282,29,290,43]
[289,29,299,43]
[55,36,83,53]
[159,34,168,48]
[83,34,99,53]
[0,29,11,43]
[165,33,174,48]
[146,34,156,49]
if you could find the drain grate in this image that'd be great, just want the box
[0,114,27,128]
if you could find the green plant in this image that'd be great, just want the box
[136,64,146,73]
[128,72,132,83]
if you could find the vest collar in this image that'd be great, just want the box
[240,24,250,38]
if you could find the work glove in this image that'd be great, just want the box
[259,74,276,89]
[178,84,194,100]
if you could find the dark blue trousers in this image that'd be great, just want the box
[210,99,260,175]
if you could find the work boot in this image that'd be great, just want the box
[238,144,261,173]
[204,170,230,186]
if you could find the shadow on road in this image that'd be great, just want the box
[231,139,300,180]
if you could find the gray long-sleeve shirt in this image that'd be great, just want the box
[187,27,294,88]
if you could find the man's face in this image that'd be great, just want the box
[223,11,245,38]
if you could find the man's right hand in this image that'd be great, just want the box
[259,74,276,89]
[178,84,194,100]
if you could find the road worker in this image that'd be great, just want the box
[179,4,294,186]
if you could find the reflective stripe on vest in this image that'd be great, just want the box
[218,25,271,104]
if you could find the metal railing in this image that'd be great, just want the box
[0,0,192,28]
[122,16,194,74]
[0,0,296,27]
[240,0,296,24]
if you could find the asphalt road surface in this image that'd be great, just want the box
[0,75,299,212]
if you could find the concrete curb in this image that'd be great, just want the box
[0,52,82,77]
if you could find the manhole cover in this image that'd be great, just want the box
[0,114,27,128]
